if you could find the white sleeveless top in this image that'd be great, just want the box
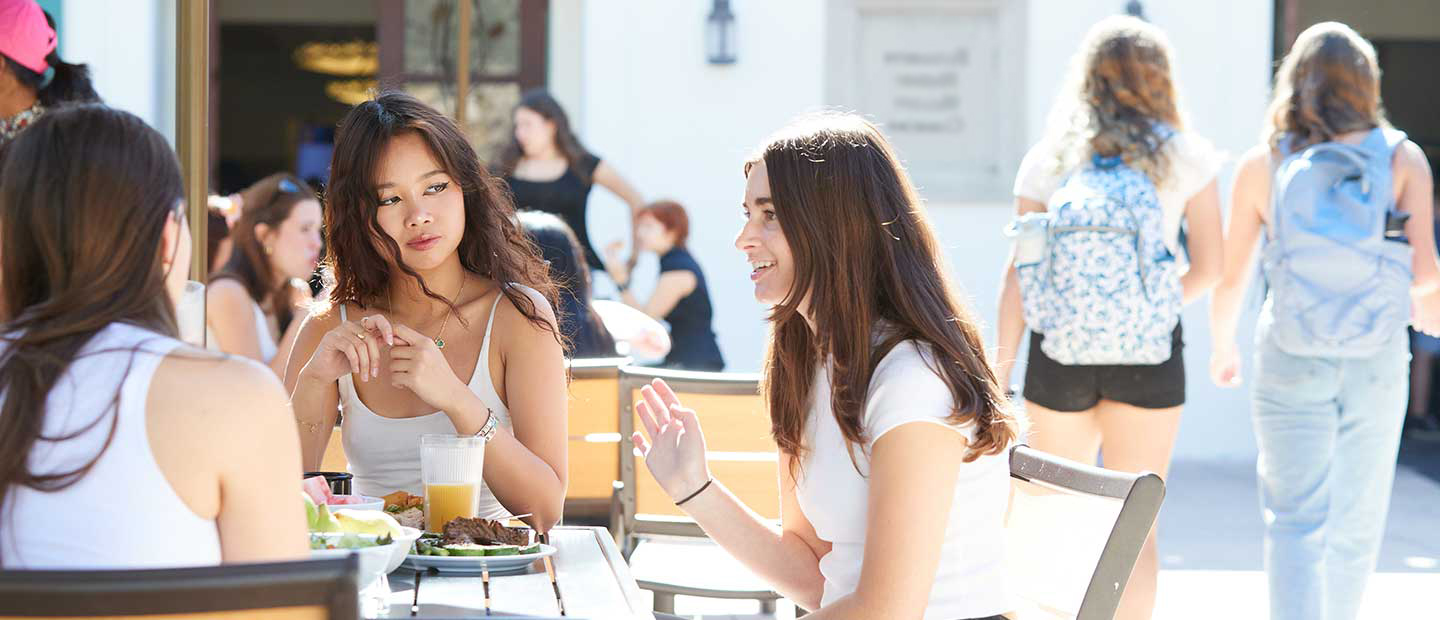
[206,301,278,363]
[0,323,222,569]
[337,289,518,520]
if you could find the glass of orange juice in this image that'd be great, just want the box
[420,434,484,533]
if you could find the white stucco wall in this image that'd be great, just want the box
[567,0,1272,461]
[575,0,830,376]
[60,0,175,142]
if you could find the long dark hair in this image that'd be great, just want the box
[323,91,558,338]
[748,112,1020,473]
[0,105,184,563]
[213,173,317,330]
[518,210,616,357]
[0,9,100,107]
[495,89,595,183]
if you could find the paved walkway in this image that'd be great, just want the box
[655,437,1440,619]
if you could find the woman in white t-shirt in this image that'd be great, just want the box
[632,112,1022,620]
[995,16,1223,620]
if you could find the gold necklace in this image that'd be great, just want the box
[394,277,465,349]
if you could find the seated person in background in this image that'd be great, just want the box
[519,210,619,357]
[207,174,322,376]
[0,104,307,568]
[519,210,670,360]
[206,205,233,277]
[602,200,725,371]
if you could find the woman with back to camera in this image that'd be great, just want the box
[0,105,307,568]
[497,89,645,274]
[207,173,322,375]
[633,112,1020,619]
[1210,22,1440,620]
[286,92,568,532]
[995,17,1224,620]
[0,0,99,148]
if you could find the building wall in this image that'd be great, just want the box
[60,0,175,143]
[569,0,1274,462]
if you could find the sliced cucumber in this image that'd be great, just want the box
[482,544,520,556]
[442,544,487,557]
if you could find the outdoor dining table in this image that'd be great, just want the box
[381,526,656,619]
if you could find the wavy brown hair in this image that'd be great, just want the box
[748,112,1020,472]
[0,105,184,564]
[1048,15,1185,186]
[494,89,595,183]
[1264,22,1387,152]
[323,92,558,338]
[212,173,316,331]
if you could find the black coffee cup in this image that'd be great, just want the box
[304,471,353,496]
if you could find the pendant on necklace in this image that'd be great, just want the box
[435,338,446,349]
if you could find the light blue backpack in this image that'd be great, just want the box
[1262,128,1412,358]
[1009,153,1182,365]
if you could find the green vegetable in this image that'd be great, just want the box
[519,544,541,555]
[432,547,450,556]
[483,545,520,556]
[443,544,487,557]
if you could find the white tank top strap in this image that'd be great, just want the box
[1,323,222,569]
[477,287,504,375]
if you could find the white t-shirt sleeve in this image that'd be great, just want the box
[863,341,975,448]
[1013,139,1064,204]
[1165,131,1225,201]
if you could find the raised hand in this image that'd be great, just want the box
[302,313,396,384]
[388,323,469,413]
[632,378,712,503]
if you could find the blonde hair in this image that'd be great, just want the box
[1264,22,1387,152]
[1047,16,1185,186]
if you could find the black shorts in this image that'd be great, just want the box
[1022,324,1185,412]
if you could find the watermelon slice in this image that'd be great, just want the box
[326,494,368,505]
[302,476,333,507]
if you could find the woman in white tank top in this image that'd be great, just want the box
[286,92,569,532]
[207,173,323,376]
[0,105,307,569]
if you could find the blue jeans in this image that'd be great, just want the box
[1251,322,1409,620]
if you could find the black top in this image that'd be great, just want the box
[657,248,724,371]
[504,154,605,269]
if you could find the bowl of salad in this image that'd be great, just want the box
[309,532,396,589]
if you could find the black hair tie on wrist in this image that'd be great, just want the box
[674,478,714,507]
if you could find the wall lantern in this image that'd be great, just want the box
[706,0,736,65]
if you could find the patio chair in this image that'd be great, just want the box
[0,557,359,620]
[565,357,629,522]
[612,365,784,616]
[1005,444,1166,620]
[319,423,348,473]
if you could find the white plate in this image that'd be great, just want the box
[400,544,557,574]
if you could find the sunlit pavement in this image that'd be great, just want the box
[655,444,1440,619]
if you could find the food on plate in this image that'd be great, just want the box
[310,532,394,551]
[443,516,530,547]
[302,491,319,526]
[333,509,404,538]
[409,516,540,557]
[382,490,425,530]
[310,503,342,533]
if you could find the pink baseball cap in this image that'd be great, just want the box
[0,0,55,74]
